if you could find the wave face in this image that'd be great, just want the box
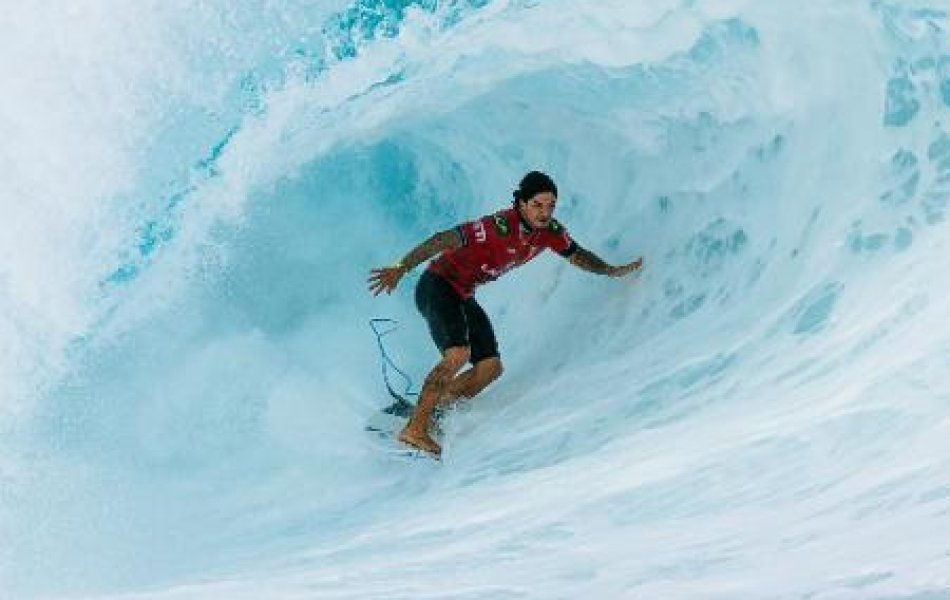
[4,0,950,598]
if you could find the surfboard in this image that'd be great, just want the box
[365,399,444,460]
[365,398,414,435]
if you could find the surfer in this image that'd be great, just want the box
[368,171,643,456]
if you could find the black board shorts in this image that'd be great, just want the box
[415,270,499,364]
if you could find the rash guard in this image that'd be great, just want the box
[427,206,579,298]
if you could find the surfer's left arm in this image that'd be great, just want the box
[569,246,643,278]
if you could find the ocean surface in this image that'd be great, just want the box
[3,1,950,598]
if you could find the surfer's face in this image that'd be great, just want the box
[519,192,556,229]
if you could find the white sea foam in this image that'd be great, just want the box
[4,0,950,598]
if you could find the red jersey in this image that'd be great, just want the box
[428,207,579,298]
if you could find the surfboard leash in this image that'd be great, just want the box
[369,318,419,412]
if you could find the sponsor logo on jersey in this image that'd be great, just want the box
[480,260,519,281]
[472,221,487,243]
[493,214,510,236]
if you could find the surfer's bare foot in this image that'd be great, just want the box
[398,425,441,456]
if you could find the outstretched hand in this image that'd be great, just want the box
[368,265,408,296]
[607,257,643,279]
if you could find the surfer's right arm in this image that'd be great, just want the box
[368,229,464,296]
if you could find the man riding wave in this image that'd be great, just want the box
[369,171,643,456]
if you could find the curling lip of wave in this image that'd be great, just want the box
[5,1,950,599]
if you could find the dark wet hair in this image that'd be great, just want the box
[513,171,557,204]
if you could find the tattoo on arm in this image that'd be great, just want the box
[401,229,463,270]
[569,247,611,275]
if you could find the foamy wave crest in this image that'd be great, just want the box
[5,0,950,598]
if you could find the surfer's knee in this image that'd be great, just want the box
[441,346,471,370]
[480,357,503,382]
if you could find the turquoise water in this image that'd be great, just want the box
[3,1,950,598]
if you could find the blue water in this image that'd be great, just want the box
[4,1,950,598]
